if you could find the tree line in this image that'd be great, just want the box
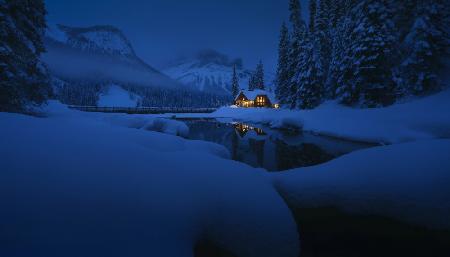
[275,0,449,109]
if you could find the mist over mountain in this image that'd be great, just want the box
[164,49,275,95]
[43,24,181,89]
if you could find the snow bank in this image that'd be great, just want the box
[272,140,450,229]
[98,84,140,107]
[0,104,299,257]
[143,118,190,137]
[211,89,450,144]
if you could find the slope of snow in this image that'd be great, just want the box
[98,85,140,107]
[272,139,450,229]
[0,102,299,257]
[209,89,450,144]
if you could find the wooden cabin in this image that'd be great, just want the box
[234,90,279,108]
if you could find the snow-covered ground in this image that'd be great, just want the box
[1,90,450,256]
[0,102,299,257]
[98,84,141,107]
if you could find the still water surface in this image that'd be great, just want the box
[181,119,374,171]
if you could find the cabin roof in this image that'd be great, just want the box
[235,89,277,104]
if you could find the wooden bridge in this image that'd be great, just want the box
[68,106,217,114]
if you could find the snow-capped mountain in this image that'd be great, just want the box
[43,24,180,89]
[47,24,136,58]
[163,50,274,95]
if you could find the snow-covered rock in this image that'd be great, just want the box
[163,49,275,94]
[272,139,450,229]
[143,118,190,137]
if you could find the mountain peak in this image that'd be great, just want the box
[46,24,136,58]
[168,49,243,70]
[195,49,243,69]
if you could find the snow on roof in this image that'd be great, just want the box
[236,89,278,104]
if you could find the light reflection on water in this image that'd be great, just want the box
[181,119,374,172]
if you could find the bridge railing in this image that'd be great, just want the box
[68,106,218,114]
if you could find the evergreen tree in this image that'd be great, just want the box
[287,0,307,109]
[315,0,332,80]
[297,37,324,109]
[248,72,256,91]
[330,0,345,28]
[275,22,291,105]
[336,0,397,107]
[309,0,317,33]
[0,0,51,112]
[254,60,265,90]
[231,64,240,98]
[327,13,353,99]
[396,0,450,96]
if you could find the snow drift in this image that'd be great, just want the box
[0,102,299,257]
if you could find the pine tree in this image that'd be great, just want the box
[287,0,307,109]
[396,0,449,96]
[231,64,240,98]
[309,0,317,33]
[327,13,353,99]
[330,0,345,28]
[336,0,397,107]
[254,60,265,90]
[315,0,332,80]
[0,0,51,112]
[248,72,256,91]
[275,22,291,106]
[298,37,324,109]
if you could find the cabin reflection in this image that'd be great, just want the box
[234,123,266,138]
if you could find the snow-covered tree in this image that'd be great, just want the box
[287,0,307,109]
[396,0,450,96]
[309,0,317,33]
[315,0,332,80]
[254,60,265,90]
[231,64,240,98]
[0,0,51,112]
[329,0,345,28]
[275,22,291,105]
[248,72,257,91]
[297,37,324,109]
[334,0,397,107]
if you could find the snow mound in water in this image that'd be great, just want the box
[273,139,450,229]
[144,118,190,137]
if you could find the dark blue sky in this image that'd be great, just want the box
[45,0,309,71]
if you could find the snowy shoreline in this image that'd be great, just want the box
[1,95,450,256]
[164,89,450,145]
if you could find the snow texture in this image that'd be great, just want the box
[0,102,299,257]
[98,84,140,108]
[272,139,450,229]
